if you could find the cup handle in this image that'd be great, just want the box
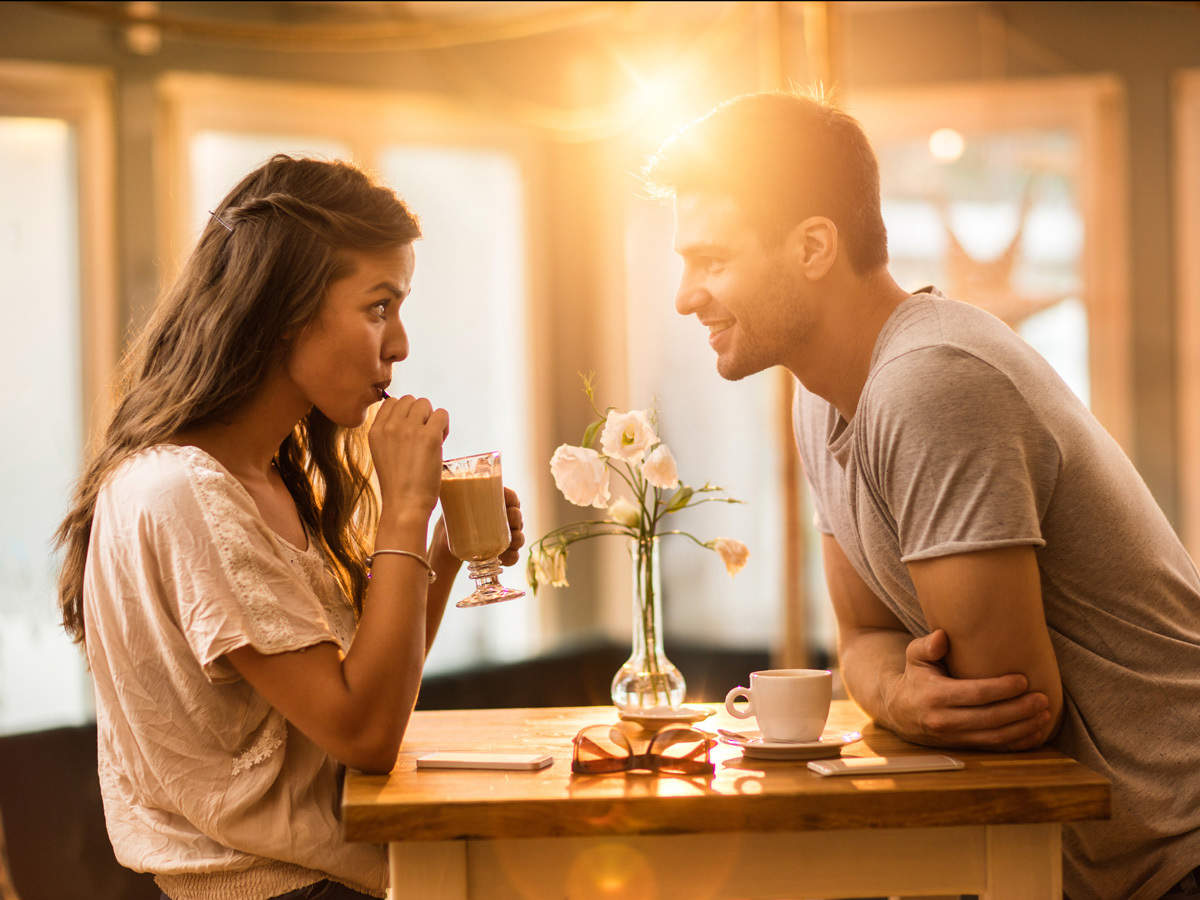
[724,686,754,719]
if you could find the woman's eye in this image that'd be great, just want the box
[371,301,388,319]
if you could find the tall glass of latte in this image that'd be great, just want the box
[440,450,525,608]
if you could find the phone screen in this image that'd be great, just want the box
[416,751,554,771]
[807,755,964,776]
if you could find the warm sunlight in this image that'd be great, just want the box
[928,126,966,162]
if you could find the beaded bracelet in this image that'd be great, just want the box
[366,549,437,583]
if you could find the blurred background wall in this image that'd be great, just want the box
[1,0,1199,736]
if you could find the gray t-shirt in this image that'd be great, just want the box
[794,289,1200,900]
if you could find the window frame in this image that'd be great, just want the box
[0,60,118,443]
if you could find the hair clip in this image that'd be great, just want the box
[208,209,234,233]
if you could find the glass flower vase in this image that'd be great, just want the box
[610,536,686,711]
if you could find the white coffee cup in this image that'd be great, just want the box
[724,669,833,743]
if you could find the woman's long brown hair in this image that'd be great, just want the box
[55,155,421,643]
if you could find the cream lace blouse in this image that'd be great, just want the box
[82,445,387,900]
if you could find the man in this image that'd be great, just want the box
[644,90,1200,900]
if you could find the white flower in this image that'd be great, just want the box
[608,497,642,529]
[711,538,750,576]
[533,550,556,587]
[550,444,611,508]
[642,444,680,489]
[600,409,657,462]
[550,548,569,587]
[531,545,570,589]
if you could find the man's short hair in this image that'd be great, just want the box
[644,90,889,275]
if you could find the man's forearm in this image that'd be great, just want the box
[837,625,910,731]
[838,623,1052,750]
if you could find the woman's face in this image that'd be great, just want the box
[285,244,415,427]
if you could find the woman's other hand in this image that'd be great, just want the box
[500,486,524,567]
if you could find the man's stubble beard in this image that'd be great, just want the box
[716,267,805,383]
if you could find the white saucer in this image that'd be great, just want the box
[718,730,862,761]
[617,705,715,727]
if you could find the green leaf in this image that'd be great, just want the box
[665,486,694,513]
[582,419,603,449]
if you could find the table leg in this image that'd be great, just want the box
[389,840,466,900]
[982,823,1062,900]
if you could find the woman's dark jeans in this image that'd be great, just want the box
[1163,866,1200,899]
[160,879,377,900]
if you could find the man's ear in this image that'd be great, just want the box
[785,216,838,280]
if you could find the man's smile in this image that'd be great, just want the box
[700,317,735,349]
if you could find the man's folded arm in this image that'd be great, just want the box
[906,544,1062,746]
[824,534,1054,750]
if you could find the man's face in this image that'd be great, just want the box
[672,192,803,381]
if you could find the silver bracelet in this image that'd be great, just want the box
[366,549,437,583]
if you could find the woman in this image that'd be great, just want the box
[55,155,524,899]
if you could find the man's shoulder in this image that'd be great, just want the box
[862,340,1039,440]
[874,290,1018,371]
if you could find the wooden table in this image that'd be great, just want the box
[342,701,1109,900]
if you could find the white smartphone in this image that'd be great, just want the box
[807,755,965,777]
[416,751,554,772]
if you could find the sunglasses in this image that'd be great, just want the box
[571,722,716,776]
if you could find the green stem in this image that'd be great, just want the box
[634,535,665,705]
[534,522,638,550]
[665,496,745,510]
[653,528,713,550]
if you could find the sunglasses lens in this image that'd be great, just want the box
[651,727,716,774]
[572,724,633,774]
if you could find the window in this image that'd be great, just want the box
[0,62,115,734]
[158,74,540,674]
[876,130,1089,404]
[847,76,1130,447]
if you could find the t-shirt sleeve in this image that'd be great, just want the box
[141,458,349,681]
[858,345,1061,563]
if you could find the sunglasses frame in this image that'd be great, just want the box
[571,723,716,776]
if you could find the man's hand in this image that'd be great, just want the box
[882,629,1053,751]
